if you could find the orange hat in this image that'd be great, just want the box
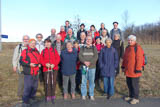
[28,38,36,43]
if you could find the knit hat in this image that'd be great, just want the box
[95,36,101,40]
[29,38,36,43]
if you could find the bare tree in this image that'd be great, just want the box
[72,15,81,37]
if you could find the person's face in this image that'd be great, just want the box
[56,36,61,42]
[101,24,105,29]
[29,41,36,49]
[90,26,95,31]
[80,33,86,40]
[36,35,43,41]
[23,36,29,46]
[96,38,101,44]
[87,32,92,36]
[66,43,73,50]
[86,37,92,45]
[128,38,136,46]
[60,27,65,32]
[74,43,79,49]
[114,35,120,40]
[51,29,56,35]
[65,21,69,26]
[80,25,84,29]
[102,30,107,36]
[113,23,118,29]
[45,41,52,48]
[106,40,112,48]
[68,29,72,36]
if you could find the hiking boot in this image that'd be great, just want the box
[90,96,95,101]
[107,95,112,100]
[130,98,139,104]
[124,96,132,101]
[64,94,68,100]
[51,96,56,104]
[71,93,76,99]
[82,96,86,100]
[22,102,30,107]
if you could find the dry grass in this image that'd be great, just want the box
[0,43,160,107]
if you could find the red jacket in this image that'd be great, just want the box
[40,47,60,72]
[58,31,66,42]
[20,46,40,75]
[95,43,104,53]
[122,44,143,77]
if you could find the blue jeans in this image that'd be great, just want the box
[81,68,96,96]
[103,77,115,96]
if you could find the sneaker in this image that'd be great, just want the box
[64,94,68,100]
[130,98,139,104]
[72,93,76,99]
[82,96,86,100]
[124,96,132,101]
[90,96,95,101]
[51,99,55,104]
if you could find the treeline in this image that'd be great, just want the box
[123,21,160,44]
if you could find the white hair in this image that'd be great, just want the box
[128,35,136,41]
[105,38,112,44]
[22,35,30,40]
[56,34,62,39]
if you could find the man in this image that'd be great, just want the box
[64,28,76,43]
[12,35,30,98]
[98,23,110,37]
[110,22,124,42]
[77,23,87,41]
[36,33,44,53]
[79,36,98,101]
[47,28,57,43]
[122,35,143,104]
[64,20,71,33]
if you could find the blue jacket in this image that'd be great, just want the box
[99,46,119,77]
[61,48,78,76]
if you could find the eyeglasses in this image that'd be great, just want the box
[37,37,42,38]
[23,39,29,40]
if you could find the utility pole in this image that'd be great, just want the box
[0,0,2,52]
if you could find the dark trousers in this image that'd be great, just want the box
[126,77,140,99]
[76,70,81,90]
[44,71,57,97]
[22,75,38,103]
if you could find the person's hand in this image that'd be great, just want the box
[84,61,90,67]
[38,64,41,68]
[50,64,55,69]
[46,63,51,68]
[30,63,36,67]
[13,67,17,72]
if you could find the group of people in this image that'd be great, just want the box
[12,20,145,107]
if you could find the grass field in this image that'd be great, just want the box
[0,42,160,107]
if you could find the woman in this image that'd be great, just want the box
[40,38,60,104]
[20,39,40,106]
[61,41,78,100]
[99,38,119,99]
[112,34,124,77]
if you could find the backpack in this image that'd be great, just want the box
[18,44,22,54]
[134,44,147,70]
